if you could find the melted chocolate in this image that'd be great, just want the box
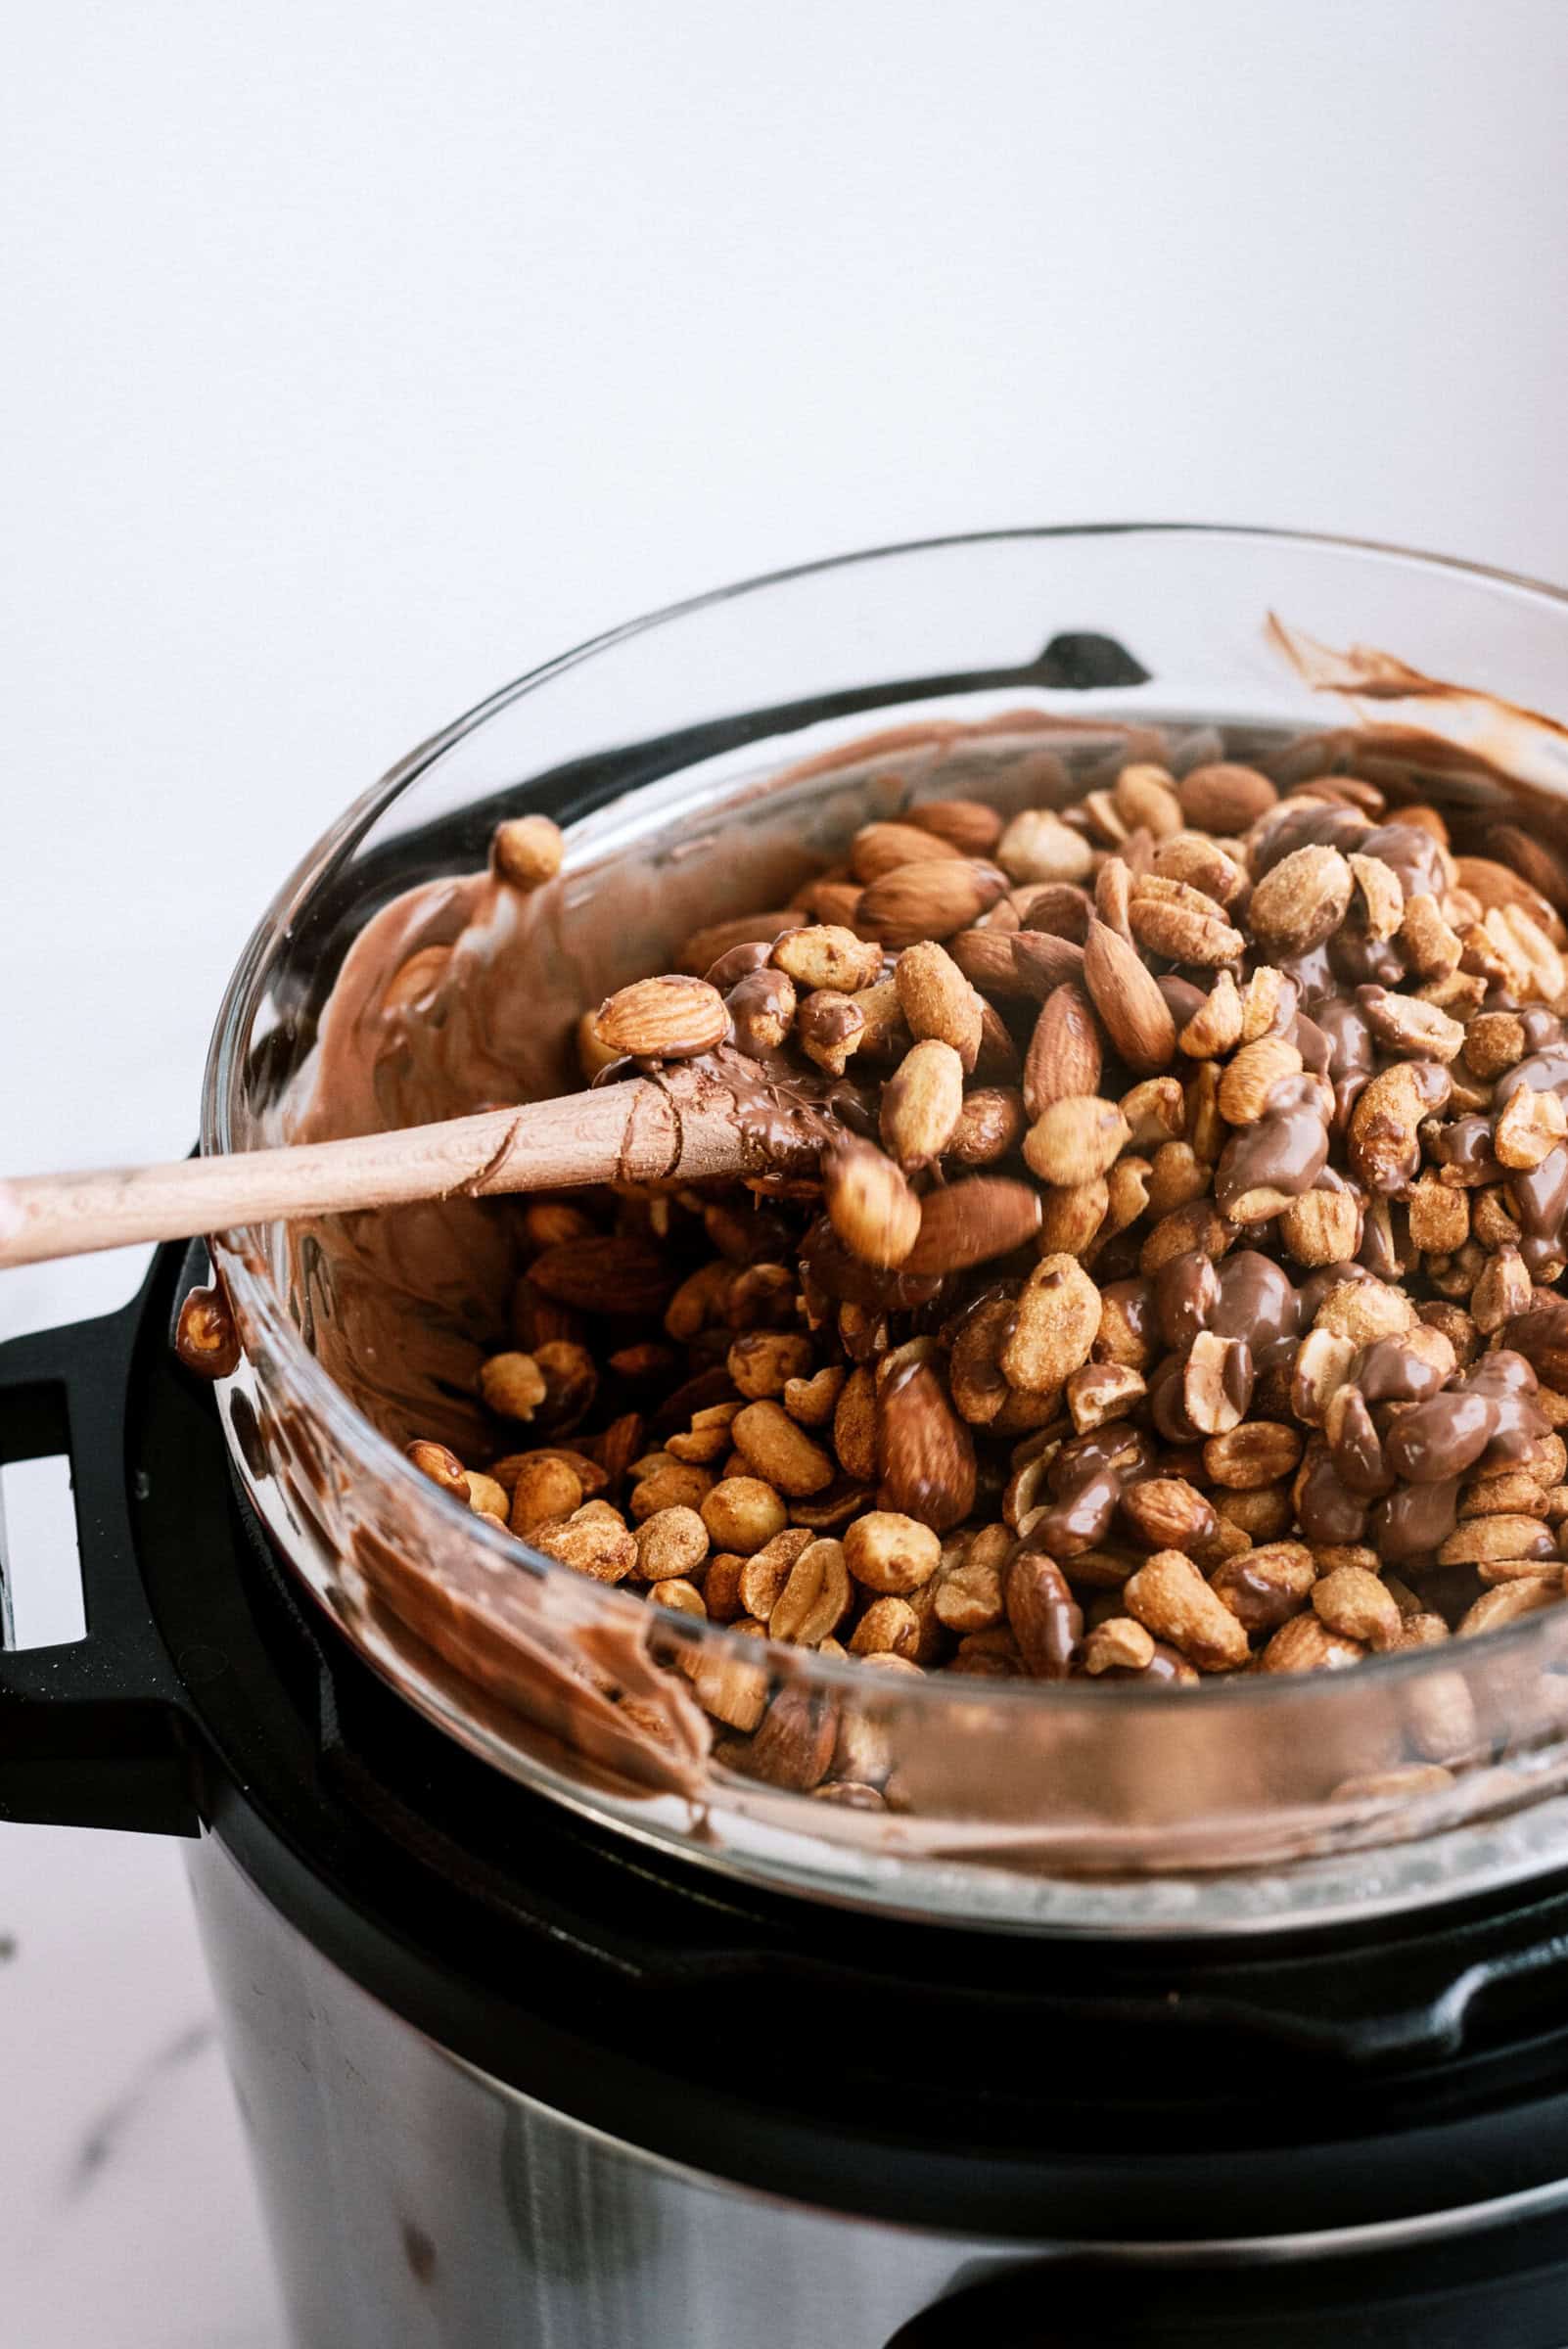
[1030,1427,1157,1558]
[1215,1077,1330,1214]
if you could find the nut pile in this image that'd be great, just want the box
[410,760,1568,1748]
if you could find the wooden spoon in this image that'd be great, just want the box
[0,1066,827,1269]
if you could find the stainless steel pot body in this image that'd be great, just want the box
[183,1833,1021,2348]
[185,1829,1568,2349]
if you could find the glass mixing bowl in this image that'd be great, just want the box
[203,525,1568,1934]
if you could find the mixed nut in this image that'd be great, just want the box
[404,750,1568,1758]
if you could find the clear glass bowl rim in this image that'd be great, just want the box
[199,519,1568,1730]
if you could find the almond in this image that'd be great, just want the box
[1008,930,1088,1000]
[900,1178,1043,1274]
[1012,881,1093,938]
[530,1235,676,1314]
[906,797,1005,855]
[1024,982,1103,1118]
[1083,917,1176,1076]
[875,1357,977,1531]
[1472,829,1568,918]
[1176,761,1278,834]
[855,857,1007,945]
[800,880,865,929]
[1006,1549,1084,1678]
[741,1686,838,1790]
[1094,853,1133,938]
[406,1438,469,1501]
[850,821,965,882]
[596,973,729,1058]
[949,928,1037,999]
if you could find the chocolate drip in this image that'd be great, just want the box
[1029,1427,1157,1558]
[1215,1077,1331,1214]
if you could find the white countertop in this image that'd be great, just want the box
[0,1818,286,2349]
[6,4,1568,2340]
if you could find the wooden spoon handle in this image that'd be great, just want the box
[0,1072,773,1270]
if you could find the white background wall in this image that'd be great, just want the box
[3,4,1568,2340]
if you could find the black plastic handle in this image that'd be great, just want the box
[0,1278,199,1836]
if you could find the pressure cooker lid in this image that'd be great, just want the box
[12,1238,1568,2245]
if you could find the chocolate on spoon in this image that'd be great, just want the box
[0,1036,838,1271]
